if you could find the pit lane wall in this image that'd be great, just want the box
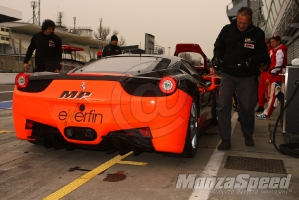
[0,73,17,84]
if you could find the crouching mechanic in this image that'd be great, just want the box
[212,7,269,150]
[23,19,62,73]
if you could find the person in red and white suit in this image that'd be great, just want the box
[257,35,287,119]
[256,38,273,112]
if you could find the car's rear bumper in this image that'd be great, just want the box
[13,88,193,154]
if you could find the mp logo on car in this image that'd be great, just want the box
[59,91,92,100]
[176,174,292,196]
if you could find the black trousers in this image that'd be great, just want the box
[218,73,257,139]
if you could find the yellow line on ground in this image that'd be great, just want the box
[43,151,141,200]
[117,160,148,166]
[0,130,12,134]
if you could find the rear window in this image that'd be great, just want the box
[178,52,204,66]
[78,56,171,75]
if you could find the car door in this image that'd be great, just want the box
[180,60,214,119]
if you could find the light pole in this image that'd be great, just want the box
[38,0,40,26]
[99,18,102,40]
[73,17,76,34]
[168,47,170,55]
[31,1,37,25]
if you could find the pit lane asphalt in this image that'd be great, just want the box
[1,85,299,200]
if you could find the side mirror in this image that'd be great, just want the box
[199,77,221,93]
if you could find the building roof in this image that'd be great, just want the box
[0,21,108,47]
[0,5,22,23]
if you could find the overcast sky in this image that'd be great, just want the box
[1,0,232,58]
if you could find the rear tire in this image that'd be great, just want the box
[182,99,199,158]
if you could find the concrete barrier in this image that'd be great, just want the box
[0,73,18,84]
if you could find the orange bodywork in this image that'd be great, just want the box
[13,79,193,154]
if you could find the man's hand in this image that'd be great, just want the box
[212,57,223,70]
[238,58,251,68]
[259,60,270,71]
[23,63,29,72]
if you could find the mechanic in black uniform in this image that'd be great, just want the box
[102,35,122,57]
[212,7,269,150]
[23,19,62,73]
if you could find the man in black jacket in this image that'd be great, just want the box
[212,7,269,150]
[23,19,62,72]
[102,35,122,57]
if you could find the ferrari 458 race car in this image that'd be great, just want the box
[13,44,220,157]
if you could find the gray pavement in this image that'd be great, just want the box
[196,106,299,200]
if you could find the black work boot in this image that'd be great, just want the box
[245,137,254,146]
[217,139,231,150]
[255,106,264,112]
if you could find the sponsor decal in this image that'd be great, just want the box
[58,104,103,126]
[58,82,106,102]
[59,91,92,100]
[49,40,55,47]
[244,43,254,49]
[58,91,106,102]
[244,38,254,49]
[176,174,292,196]
[244,38,254,43]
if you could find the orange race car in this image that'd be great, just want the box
[13,44,220,157]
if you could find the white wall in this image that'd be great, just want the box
[0,73,17,84]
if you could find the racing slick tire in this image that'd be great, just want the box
[182,98,199,158]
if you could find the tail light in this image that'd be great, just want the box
[108,127,152,138]
[124,127,152,138]
[15,73,32,88]
[139,127,152,138]
[25,119,35,129]
[159,76,178,94]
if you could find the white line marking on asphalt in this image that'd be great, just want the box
[0,108,12,111]
[0,91,13,94]
[189,112,238,200]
